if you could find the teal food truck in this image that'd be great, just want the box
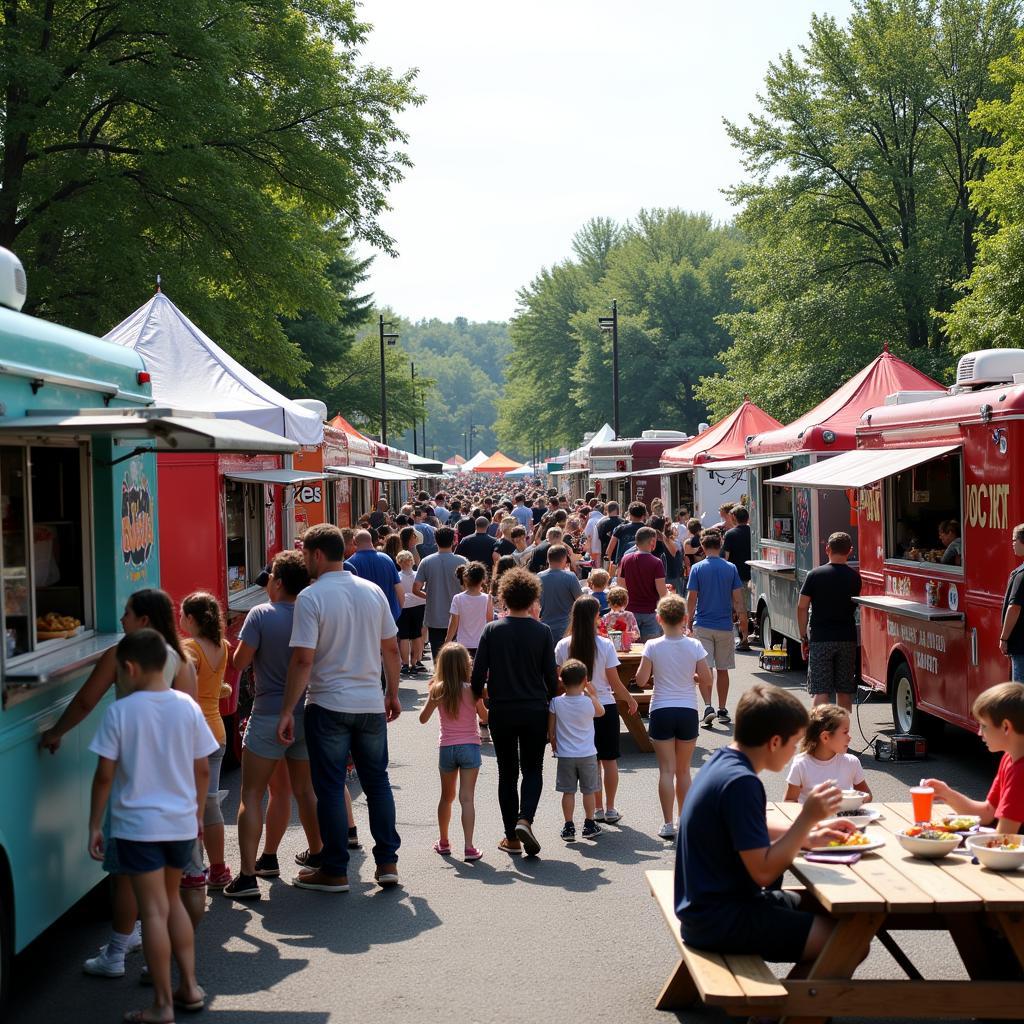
[0,249,294,1005]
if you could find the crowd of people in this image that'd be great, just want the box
[34,479,1024,1021]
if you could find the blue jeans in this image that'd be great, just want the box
[1012,655,1024,683]
[634,612,661,642]
[304,704,400,875]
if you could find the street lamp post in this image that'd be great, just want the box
[378,314,399,445]
[410,362,417,455]
[598,300,619,440]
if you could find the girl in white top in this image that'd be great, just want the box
[634,594,713,837]
[555,596,639,823]
[396,550,426,672]
[785,704,872,803]
[446,561,492,654]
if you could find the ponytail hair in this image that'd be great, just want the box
[181,591,225,646]
[800,703,849,753]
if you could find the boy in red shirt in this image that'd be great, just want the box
[924,682,1024,832]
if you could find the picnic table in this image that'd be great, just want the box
[613,644,654,753]
[649,800,1024,1022]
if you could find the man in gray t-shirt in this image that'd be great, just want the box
[413,526,467,663]
[538,545,583,641]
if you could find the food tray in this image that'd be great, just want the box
[37,629,75,640]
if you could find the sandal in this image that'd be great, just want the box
[173,988,206,1013]
[464,846,483,861]
[498,838,522,855]
[432,840,451,856]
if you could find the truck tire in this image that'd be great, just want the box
[890,661,943,738]
[759,608,777,649]
[759,608,805,668]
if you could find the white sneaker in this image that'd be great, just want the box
[658,822,677,839]
[83,944,126,977]
[593,809,606,822]
[127,921,142,953]
[604,808,622,824]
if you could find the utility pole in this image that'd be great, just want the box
[410,362,417,455]
[598,300,620,440]
[378,314,399,445]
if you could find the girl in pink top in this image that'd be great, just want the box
[419,643,488,861]
[446,562,493,654]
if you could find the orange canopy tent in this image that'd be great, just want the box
[472,451,525,474]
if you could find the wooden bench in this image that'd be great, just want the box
[646,869,787,1013]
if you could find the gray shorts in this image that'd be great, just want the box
[243,711,309,761]
[807,640,858,695]
[694,626,736,671]
[555,755,601,794]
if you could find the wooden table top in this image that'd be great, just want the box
[769,801,1024,915]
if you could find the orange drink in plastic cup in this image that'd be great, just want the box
[910,785,934,823]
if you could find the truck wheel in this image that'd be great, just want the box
[890,661,943,738]
[759,608,776,649]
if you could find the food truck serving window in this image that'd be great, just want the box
[885,450,963,571]
[760,462,795,544]
[225,479,267,596]
[1,444,91,658]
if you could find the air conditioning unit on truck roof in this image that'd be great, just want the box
[0,248,27,311]
[955,349,1024,388]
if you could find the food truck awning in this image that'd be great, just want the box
[549,468,585,477]
[325,464,417,483]
[769,444,961,490]
[591,470,633,481]
[0,408,299,453]
[224,469,327,486]
[628,466,691,478]
[373,462,420,481]
[699,455,793,472]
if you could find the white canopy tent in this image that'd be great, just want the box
[460,450,490,473]
[104,292,324,446]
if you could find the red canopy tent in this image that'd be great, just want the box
[660,399,783,467]
[472,451,525,474]
[747,347,943,457]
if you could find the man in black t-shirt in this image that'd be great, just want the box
[457,517,500,567]
[606,501,647,575]
[1000,524,1024,682]
[722,505,753,650]
[797,532,861,710]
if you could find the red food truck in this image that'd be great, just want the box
[771,348,1024,735]
[588,431,688,509]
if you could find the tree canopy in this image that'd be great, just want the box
[497,212,743,450]
[696,0,1022,421]
[0,0,421,378]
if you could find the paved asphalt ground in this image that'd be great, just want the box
[11,646,1001,1024]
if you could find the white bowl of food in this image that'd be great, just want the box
[838,811,878,830]
[895,828,962,859]
[838,790,869,813]
[965,833,1024,871]
[938,814,981,833]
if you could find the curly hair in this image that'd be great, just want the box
[498,567,540,612]
[181,591,224,645]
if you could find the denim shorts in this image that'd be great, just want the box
[439,742,482,773]
[244,711,309,761]
[115,838,194,875]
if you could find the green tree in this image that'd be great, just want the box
[945,29,1024,351]
[697,0,1021,421]
[0,0,421,379]
[571,210,744,436]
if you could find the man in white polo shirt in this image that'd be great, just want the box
[277,524,402,893]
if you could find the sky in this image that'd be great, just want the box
[357,0,854,324]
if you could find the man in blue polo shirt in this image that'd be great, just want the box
[686,529,747,728]
[345,529,403,623]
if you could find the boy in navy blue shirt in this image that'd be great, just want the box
[676,682,853,964]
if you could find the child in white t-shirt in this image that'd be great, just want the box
[784,704,872,804]
[447,561,492,655]
[548,660,605,842]
[634,594,714,837]
[89,630,218,1022]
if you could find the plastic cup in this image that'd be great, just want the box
[910,785,934,823]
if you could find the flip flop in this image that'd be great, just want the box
[173,987,206,1013]
[432,841,451,856]
[498,838,522,855]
